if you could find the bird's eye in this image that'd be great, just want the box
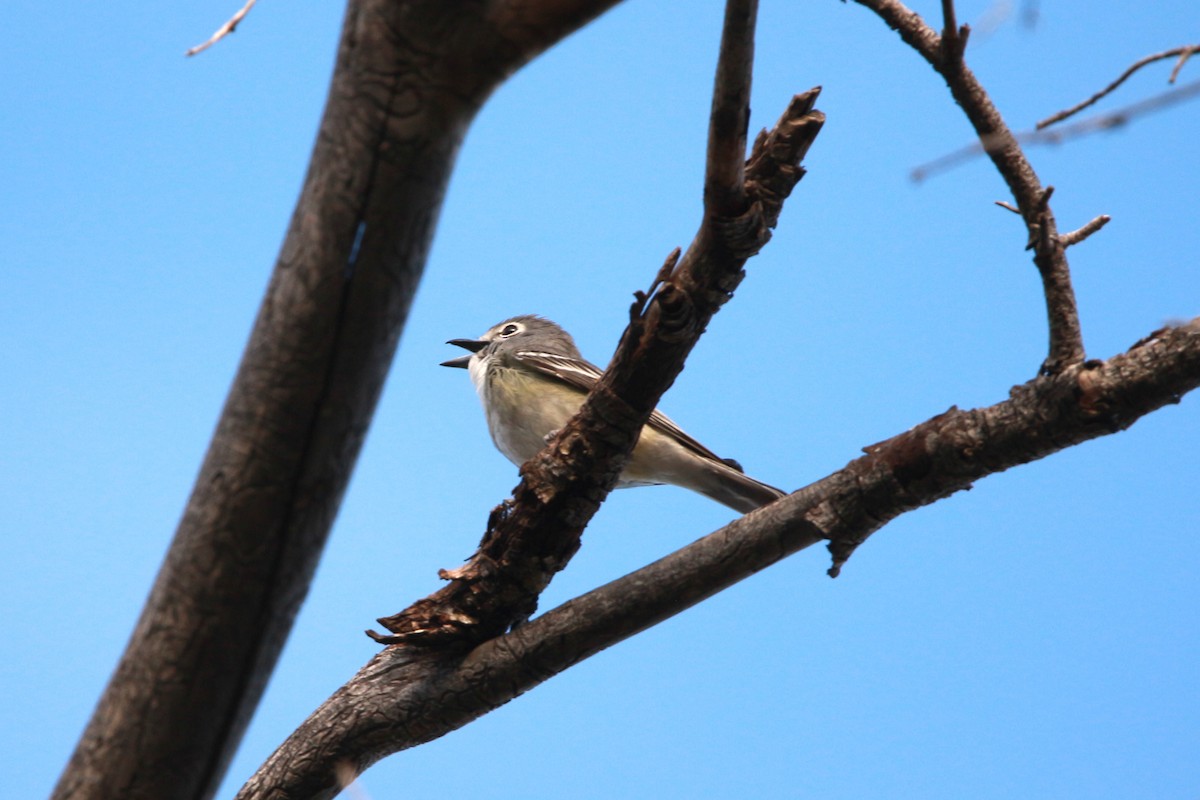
[500,323,520,337]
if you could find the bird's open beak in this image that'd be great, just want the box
[440,338,487,369]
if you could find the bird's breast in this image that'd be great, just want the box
[476,363,582,466]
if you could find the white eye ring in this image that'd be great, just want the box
[499,323,522,337]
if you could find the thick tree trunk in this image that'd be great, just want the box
[53,3,620,799]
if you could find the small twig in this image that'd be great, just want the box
[995,200,1021,215]
[913,78,1200,182]
[939,0,958,36]
[1060,215,1111,248]
[1169,46,1199,83]
[185,0,259,57]
[940,0,959,53]
[937,0,971,61]
[704,0,759,216]
[1038,44,1200,129]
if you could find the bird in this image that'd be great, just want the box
[441,315,785,513]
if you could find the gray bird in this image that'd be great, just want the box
[442,315,784,513]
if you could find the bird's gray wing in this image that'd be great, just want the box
[514,350,603,393]
[514,349,728,465]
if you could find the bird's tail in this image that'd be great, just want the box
[689,459,786,514]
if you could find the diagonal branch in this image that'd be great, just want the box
[1170,46,1198,83]
[705,0,757,215]
[238,317,1200,800]
[913,78,1200,181]
[1060,214,1111,249]
[1037,44,1200,129]
[185,0,258,57]
[855,0,1086,374]
[371,0,824,647]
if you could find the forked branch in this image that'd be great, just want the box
[1038,44,1200,129]
[855,0,1085,373]
[369,0,823,648]
[913,78,1200,181]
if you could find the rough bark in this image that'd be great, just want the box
[370,4,825,649]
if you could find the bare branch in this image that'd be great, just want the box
[995,200,1021,214]
[913,79,1200,181]
[940,0,958,41]
[854,0,1084,373]
[1060,214,1111,249]
[705,0,758,216]
[368,0,820,650]
[185,0,258,57]
[938,0,967,60]
[1169,46,1198,83]
[370,81,824,647]
[1037,44,1200,129]
[238,319,1200,799]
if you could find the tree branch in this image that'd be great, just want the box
[1169,46,1198,83]
[371,0,822,647]
[855,0,1085,374]
[705,0,757,215]
[1037,44,1200,129]
[913,78,1200,181]
[1060,214,1111,249]
[238,317,1200,799]
[185,0,258,57]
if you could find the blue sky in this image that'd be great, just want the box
[3,1,1198,798]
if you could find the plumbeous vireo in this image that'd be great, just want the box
[442,315,784,513]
